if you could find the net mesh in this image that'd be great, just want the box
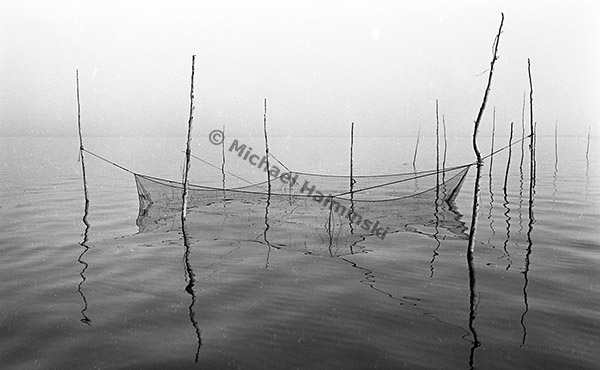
[134,165,471,256]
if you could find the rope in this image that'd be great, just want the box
[188,153,254,185]
[82,149,136,174]
[333,133,532,197]
[269,152,292,173]
[82,133,531,195]
[480,133,532,162]
[333,164,472,197]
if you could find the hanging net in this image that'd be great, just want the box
[134,163,471,257]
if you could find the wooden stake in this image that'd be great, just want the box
[182,55,196,221]
[528,59,534,152]
[435,99,440,200]
[554,119,558,169]
[472,14,504,163]
[221,124,226,196]
[586,125,591,163]
[76,69,91,326]
[263,98,271,193]
[442,114,448,173]
[466,17,505,358]
[527,59,536,187]
[503,122,514,192]
[468,12,505,253]
[412,126,421,167]
[76,70,89,212]
[350,121,355,193]
[489,107,496,178]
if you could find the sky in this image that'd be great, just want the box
[0,0,598,138]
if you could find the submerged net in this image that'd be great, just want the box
[134,164,471,256]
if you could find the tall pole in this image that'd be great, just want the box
[76,70,89,211]
[182,55,196,221]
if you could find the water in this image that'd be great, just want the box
[0,135,598,369]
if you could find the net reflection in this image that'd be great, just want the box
[134,165,471,258]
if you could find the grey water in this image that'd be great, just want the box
[0,135,598,369]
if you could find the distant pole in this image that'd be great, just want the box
[442,114,448,173]
[554,119,558,169]
[350,121,355,193]
[221,124,226,196]
[527,59,536,189]
[182,55,196,221]
[435,100,440,171]
[348,121,356,246]
[76,69,89,215]
[489,107,496,178]
[412,126,421,167]
[528,59,535,155]
[586,125,591,163]
[435,99,440,200]
[503,122,514,192]
[263,98,271,194]
[76,69,92,326]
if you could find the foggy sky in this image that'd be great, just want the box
[1,0,598,139]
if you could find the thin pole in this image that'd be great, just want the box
[469,13,504,249]
[76,70,89,210]
[221,124,226,196]
[442,114,448,174]
[472,14,504,163]
[262,98,273,268]
[554,119,558,170]
[349,122,355,252]
[76,69,91,326]
[489,107,496,180]
[412,126,421,167]
[466,14,504,366]
[350,122,355,194]
[263,98,271,193]
[182,55,196,221]
[503,122,514,192]
[435,99,440,202]
[586,125,591,163]
[528,59,534,156]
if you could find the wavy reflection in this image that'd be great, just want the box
[501,123,514,270]
[263,184,276,268]
[182,222,202,362]
[466,161,483,368]
[340,257,420,306]
[77,195,92,326]
[521,66,536,346]
[486,123,496,252]
[430,105,442,277]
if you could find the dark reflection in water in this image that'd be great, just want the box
[430,107,443,278]
[340,257,420,306]
[77,195,92,326]
[466,161,483,369]
[486,122,496,253]
[501,123,514,270]
[521,124,537,347]
[521,66,537,347]
[77,88,92,326]
[182,222,202,362]
[263,188,274,268]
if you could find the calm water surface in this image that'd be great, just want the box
[0,135,598,369]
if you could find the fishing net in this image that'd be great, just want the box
[134,164,471,256]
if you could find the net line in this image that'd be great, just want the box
[81,132,530,200]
